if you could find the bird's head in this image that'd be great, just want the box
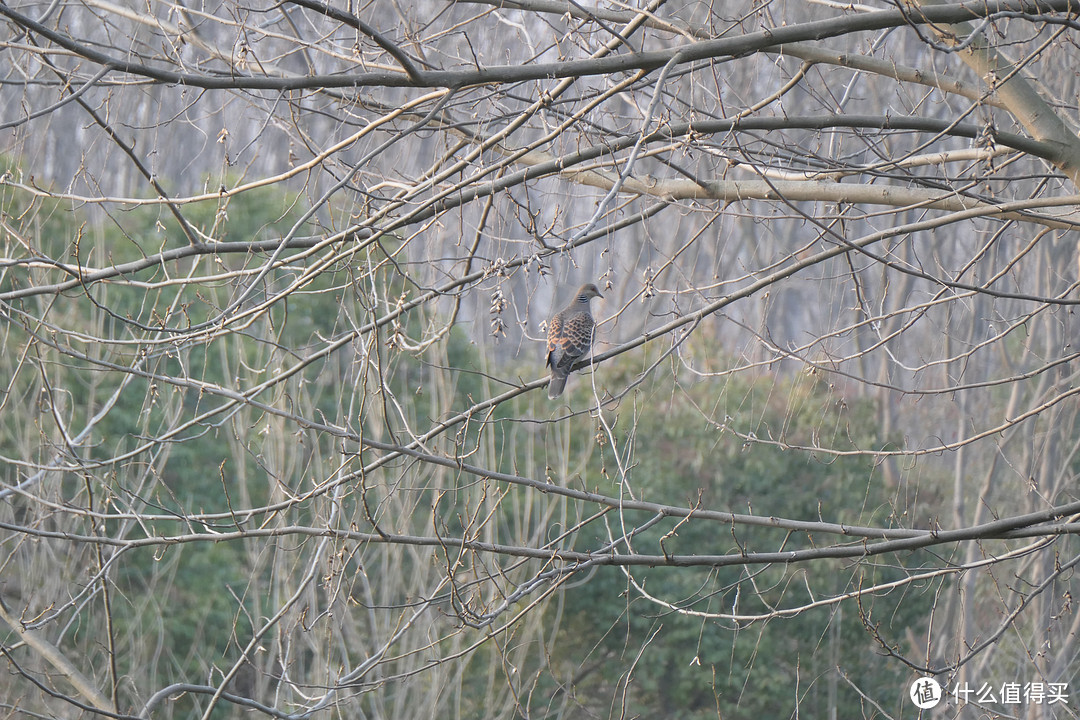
[578,283,604,302]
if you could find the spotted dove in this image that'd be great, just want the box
[546,283,603,398]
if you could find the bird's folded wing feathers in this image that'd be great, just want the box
[545,314,564,358]
[548,311,594,370]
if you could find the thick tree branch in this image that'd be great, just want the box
[0,599,113,713]
[912,0,1080,183]
[0,0,1075,89]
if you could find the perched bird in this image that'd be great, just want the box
[546,283,604,399]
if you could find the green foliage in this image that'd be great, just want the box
[115,540,255,670]
[0,171,319,711]
[533,360,930,719]
[2,161,931,718]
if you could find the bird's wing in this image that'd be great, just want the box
[546,313,564,368]
[549,310,594,372]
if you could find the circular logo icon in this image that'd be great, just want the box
[909,677,943,709]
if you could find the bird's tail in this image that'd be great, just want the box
[548,373,567,399]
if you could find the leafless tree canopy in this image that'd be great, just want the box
[1,0,1080,717]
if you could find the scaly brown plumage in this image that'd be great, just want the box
[546,283,603,398]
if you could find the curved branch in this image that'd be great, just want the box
[0,600,113,713]
[284,0,424,82]
[913,0,1080,183]
[0,0,1074,90]
[1,500,1078,567]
